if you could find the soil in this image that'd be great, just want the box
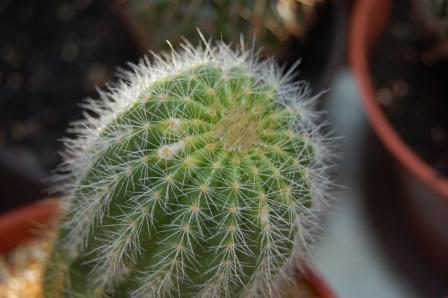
[0,0,139,177]
[369,0,448,176]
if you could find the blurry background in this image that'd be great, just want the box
[0,0,447,297]
[0,0,139,207]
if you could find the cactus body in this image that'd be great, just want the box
[43,41,330,297]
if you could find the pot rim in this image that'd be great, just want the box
[0,201,336,298]
[349,0,448,198]
[0,199,59,253]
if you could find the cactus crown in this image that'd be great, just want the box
[44,38,331,298]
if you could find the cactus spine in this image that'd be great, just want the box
[43,39,330,297]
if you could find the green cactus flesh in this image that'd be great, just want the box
[44,62,319,297]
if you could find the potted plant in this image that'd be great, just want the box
[114,0,324,56]
[0,39,336,297]
[113,0,348,93]
[350,0,448,279]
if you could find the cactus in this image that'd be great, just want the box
[43,38,331,297]
[122,0,324,57]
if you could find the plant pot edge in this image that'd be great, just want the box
[349,0,448,277]
[349,0,448,198]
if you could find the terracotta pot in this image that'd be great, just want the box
[350,0,448,277]
[0,200,59,254]
[0,201,335,298]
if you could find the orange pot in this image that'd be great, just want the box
[0,201,336,298]
[0,200,59,254]
[350,0,448,277]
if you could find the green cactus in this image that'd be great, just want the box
[122,0,324,56]
[43,39,330,297]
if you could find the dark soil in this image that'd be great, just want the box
[370,0,448,176]
[0,0,139,178]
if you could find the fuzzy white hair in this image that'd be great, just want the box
[49,34,335,298]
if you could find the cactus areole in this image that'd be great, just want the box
[43,40,331,298]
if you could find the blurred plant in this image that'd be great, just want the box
[120,0,324,57]
[406,0,448,62]
[42,38,332,297]
[432,0,448,35]
[413,0,448,37]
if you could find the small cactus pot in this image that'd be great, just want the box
[0,200,336,298]
[40,39,332,297]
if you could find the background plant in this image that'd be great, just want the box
[122,0,324,56]
[432,0,448,35]
[43,38,332,297]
